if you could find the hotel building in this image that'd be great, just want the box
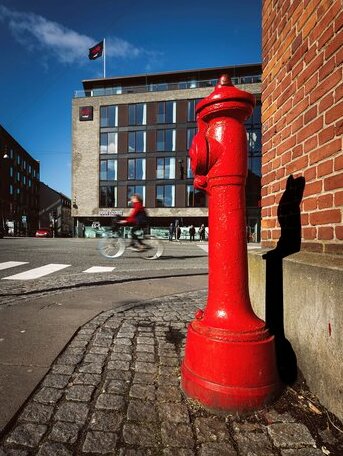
[72,64,262,239]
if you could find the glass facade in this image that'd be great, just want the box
[100,105,118,127]
[128,103,146,125]
[128,158,146,180]
[100,132,117,154]
[156,157,175,179]
[156,185,175,207]
[100,159,117,181]
[187,128,196,150]
[156,129,175,151]
[128,185,146,205]
[186,185,206,207]
[187,157,193,178]
[187,99,202,122]
[245,103,262,177]
[157,101,175,123]
[128,131,146,153]
[99,186,117,207]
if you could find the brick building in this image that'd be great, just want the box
[0,125,40,236]
[72,65,262,238]
[39,182,72,237]
[261,0,342,254]
[248,0,343,422]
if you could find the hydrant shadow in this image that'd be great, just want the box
[262,175,305,385]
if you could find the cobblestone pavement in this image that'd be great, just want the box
[0,290,342,455]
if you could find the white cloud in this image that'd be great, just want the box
[0,5,153,64]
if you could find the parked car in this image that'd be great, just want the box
[35,228,51,238]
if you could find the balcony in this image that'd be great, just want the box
[74,75,262,98]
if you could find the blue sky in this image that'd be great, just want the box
[0,0,261,197]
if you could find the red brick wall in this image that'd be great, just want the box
[261,0,342,254]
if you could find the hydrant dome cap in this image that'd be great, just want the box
[196,74,255,115]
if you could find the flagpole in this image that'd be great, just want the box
[103,38,106,78]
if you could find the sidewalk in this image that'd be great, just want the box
[0,289,342,455]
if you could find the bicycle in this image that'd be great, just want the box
[97,222,164,260]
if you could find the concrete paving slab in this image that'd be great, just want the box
[0,275,207,434]
[0,365,48,433]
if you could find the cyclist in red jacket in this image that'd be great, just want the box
[121,194,149,251]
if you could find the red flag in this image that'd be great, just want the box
[89,41,103,60]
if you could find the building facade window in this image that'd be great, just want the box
[187,128,196,149]
[156,185,175,207]
[100,132,118,154]
[128,158,146,180]
[187,185,206,207]
[156,129,176,151]
[100,159,117,181]
[187,157,193,178]
[157,101,175,123]
[187,99,202,122]
[245,103,262,177]
[128,131,146,153]
[128,103,146,125]
[99,185,117,207]
[100,105,118,127]
[128,185,146,205]
[156,157,175,179]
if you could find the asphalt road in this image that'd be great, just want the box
[0,237,209,433]
[0,237,208,306]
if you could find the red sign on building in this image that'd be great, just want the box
[79,106,93,121]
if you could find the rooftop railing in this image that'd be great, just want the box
[74,75,262,98]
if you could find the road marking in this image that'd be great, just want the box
[0,261,29,270]
[83,266,116,273]
[2,264,71,280]
[197,244,208,253]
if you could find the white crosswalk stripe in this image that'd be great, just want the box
[2,264,71,281]
[83,266,116,273]
[197,244,208,253]
[0,261,29,271]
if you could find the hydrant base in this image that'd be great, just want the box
[181,362,281,414]
[181,322,281,413]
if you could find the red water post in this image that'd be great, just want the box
[181,75,280,413]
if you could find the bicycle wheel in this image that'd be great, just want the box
[139,236,164,260]
[98,236,125,258]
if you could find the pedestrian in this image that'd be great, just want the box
[176,225,181,241]
[199,224,206,241]
[189,225,195,241]
[174,219,179,240]
[168,222,174,241]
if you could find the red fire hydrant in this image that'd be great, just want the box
[181,75,280,412]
